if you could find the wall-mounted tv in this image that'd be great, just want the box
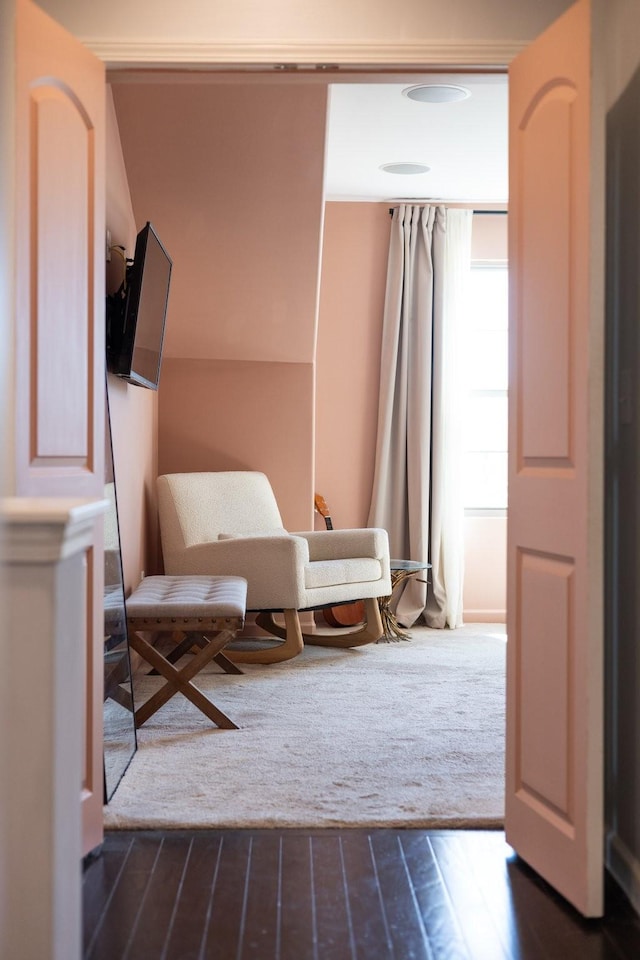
[106,222,172,390]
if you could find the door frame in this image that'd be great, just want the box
[2,0,609,944]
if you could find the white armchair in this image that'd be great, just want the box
[157,471,391,663]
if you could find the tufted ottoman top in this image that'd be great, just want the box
[126,574,247,621]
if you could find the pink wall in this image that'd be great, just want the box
[158,358,314,534]
[112,81,327,536]
[470,209,508,260]
[463,516,507,621]
[315,202,389,528]
[111,81,326,364]
[106,86,159,591]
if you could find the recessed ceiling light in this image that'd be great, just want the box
[380,162,431,175]
[402,83,471,103]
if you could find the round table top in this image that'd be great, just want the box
[390,559,432,572]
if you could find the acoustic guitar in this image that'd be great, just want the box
[314,493,366,628]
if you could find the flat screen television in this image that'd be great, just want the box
[106,222,172,390]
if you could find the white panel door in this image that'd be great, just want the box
[507,0,605,917]
[15,0,106,856]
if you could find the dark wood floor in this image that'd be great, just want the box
[83,829,640,960]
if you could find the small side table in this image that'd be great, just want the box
[378,560,431,642]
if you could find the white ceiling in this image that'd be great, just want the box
[323,74,508,203]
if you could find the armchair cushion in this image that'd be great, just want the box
[295,528,390,563]
[305,558,383,589]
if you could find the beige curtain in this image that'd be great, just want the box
[367,204,472,628]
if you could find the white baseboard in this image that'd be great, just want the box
[607,830,640,916]
[463,609,506,623]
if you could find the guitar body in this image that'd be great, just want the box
[323,600,366,628]
[314,494,366,628]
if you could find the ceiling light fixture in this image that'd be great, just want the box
[402,83,471,103]
[380,162,431,175]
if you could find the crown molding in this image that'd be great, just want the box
[86,38,524,71]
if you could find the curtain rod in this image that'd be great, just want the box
[388,206,507,216]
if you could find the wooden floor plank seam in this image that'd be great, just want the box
[82,830,640,960]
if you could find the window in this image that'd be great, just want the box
[461,264,508,512]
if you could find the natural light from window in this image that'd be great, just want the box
[462,264,508,512]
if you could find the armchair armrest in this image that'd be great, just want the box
[167,535,310,610]
[294,528,390,564]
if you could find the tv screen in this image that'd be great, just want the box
[106,222,172,390]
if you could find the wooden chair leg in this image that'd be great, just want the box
[303,597,383,647]
[255,600,383,649]
[225,608,304,664]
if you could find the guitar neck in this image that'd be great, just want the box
[314,493,333,530]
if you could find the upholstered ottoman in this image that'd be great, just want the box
[126,574,247,729]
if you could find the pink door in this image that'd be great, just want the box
[15,0,106,855]
[507,0,605,917]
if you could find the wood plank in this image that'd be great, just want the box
[120,833,195,958]
[504,855,627,960]
[279,833,317,960]
[234,832,282,960]
[201,832,253,960]
[84,834,164,960]
[82,834,134,957]
[428,833,513,960]
[162,831,224,960]
[82,830,640,960]
[339,831,395,959]
[453,831,552,960]
[368,830,434,960]
[398,831,476,960]
[310,834,356,960]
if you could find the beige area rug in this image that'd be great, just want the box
[104,623,506,830]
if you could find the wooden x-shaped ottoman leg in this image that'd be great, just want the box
[167,631,243,675]
[129,629,239,729]
[151,631,243,676]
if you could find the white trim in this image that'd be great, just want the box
[86,38,524,70]
[1,497,108,561]
[0,498,107,960]
[607,831,640,916]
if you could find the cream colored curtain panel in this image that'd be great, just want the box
[367,204,472,628]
